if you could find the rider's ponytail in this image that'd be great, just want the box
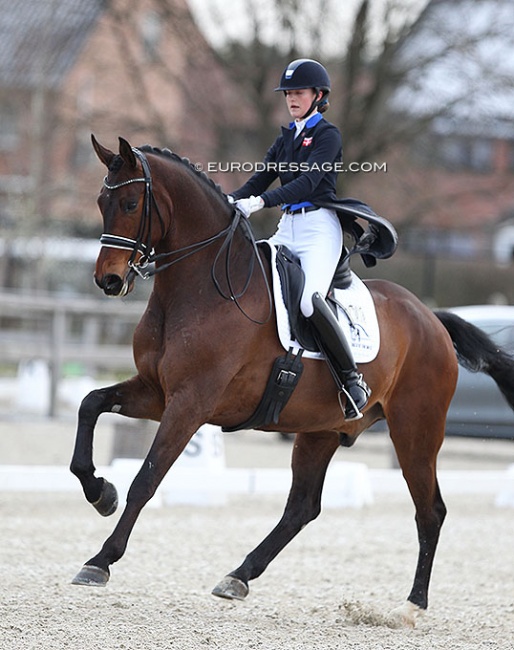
[318,96,329,114]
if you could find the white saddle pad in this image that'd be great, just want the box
[265,242,380,363]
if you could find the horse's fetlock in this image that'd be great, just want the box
[69,460,95,479]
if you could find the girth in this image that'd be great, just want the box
[222,347,304,433]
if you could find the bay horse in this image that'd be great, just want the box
[70,136,514,627]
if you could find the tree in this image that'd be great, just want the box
[210,0,514,234]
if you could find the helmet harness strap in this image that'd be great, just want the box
[299,88,327,120]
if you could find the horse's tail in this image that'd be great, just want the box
[435,310,514,410]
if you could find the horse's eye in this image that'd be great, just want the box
[123,199,139,213]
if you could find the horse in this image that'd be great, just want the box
[70,135,514,627]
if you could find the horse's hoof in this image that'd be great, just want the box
[211,575,249,601]
[71,565,110,587]
[92,479,118,516]
[387,601,424,628]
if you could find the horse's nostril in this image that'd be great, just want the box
[102,274,124,296]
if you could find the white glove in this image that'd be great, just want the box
[235,195,264,218]
[226,194,235,204]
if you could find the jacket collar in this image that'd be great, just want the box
[282,112,323,153]
[288,111,323,132]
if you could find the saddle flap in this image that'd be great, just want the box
[273,244,352,350]
[259,241,380,363]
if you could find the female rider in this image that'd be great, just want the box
[230,58,370,421]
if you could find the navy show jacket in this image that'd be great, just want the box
[231,113,343,209]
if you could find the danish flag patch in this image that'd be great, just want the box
[302,137,313,147]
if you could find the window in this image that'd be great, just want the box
[71,131,93,169]
[508,141,514,171]
[436,136,493,172]
[0,101,20,151]
[468,139,493,171]
[141,11,162,63]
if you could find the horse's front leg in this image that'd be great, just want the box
[212,431,340,600]
[70,375,163,514]
[71,402,197,587]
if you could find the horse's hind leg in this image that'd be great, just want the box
[70,375,163,514]
[387,406,447,627]
[212,431,340,600]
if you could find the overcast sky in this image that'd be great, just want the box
[392,0,514,130]
[188,0,429,57]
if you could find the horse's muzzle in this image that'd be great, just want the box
[95,273,129,297]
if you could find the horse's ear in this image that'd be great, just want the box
[118,137,137,170]
[91,134,116,168]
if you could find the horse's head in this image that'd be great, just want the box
[91,135,167,297]
[91,134,248,303]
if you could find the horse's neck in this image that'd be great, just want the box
[156,207,232,267]
[162,168,231,247]
[152,177,234,288]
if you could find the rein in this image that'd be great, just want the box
[101,148,272,324]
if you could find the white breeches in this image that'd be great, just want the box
[268,207,343,317]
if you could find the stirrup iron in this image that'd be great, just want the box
[338,373,370,421]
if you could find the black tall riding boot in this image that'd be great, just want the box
[309,292,371,421]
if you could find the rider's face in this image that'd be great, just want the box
[285,88,318,120]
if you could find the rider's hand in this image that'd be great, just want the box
[235,196,265,218]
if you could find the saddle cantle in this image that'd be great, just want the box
[316,197,398,268]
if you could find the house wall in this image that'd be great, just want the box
[0,0,251,235]
[52,0,191,227]
[347,137,514,254]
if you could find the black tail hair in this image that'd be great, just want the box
[435,310,514,411]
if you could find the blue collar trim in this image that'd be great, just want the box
[289,112,323,130]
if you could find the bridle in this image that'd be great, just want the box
[100,147,272,323]
[100,148,163,279]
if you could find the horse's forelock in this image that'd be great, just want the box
[108,155,125,174]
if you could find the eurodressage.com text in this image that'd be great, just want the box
[195,161,388,174]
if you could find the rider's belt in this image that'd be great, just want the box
[284,205,318,215]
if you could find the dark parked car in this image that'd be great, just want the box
[444,305,514,439]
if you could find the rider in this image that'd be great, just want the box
[229,58,370,421]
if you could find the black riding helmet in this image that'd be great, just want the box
[275,58,331,119]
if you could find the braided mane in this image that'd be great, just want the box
[138,145,229,204]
